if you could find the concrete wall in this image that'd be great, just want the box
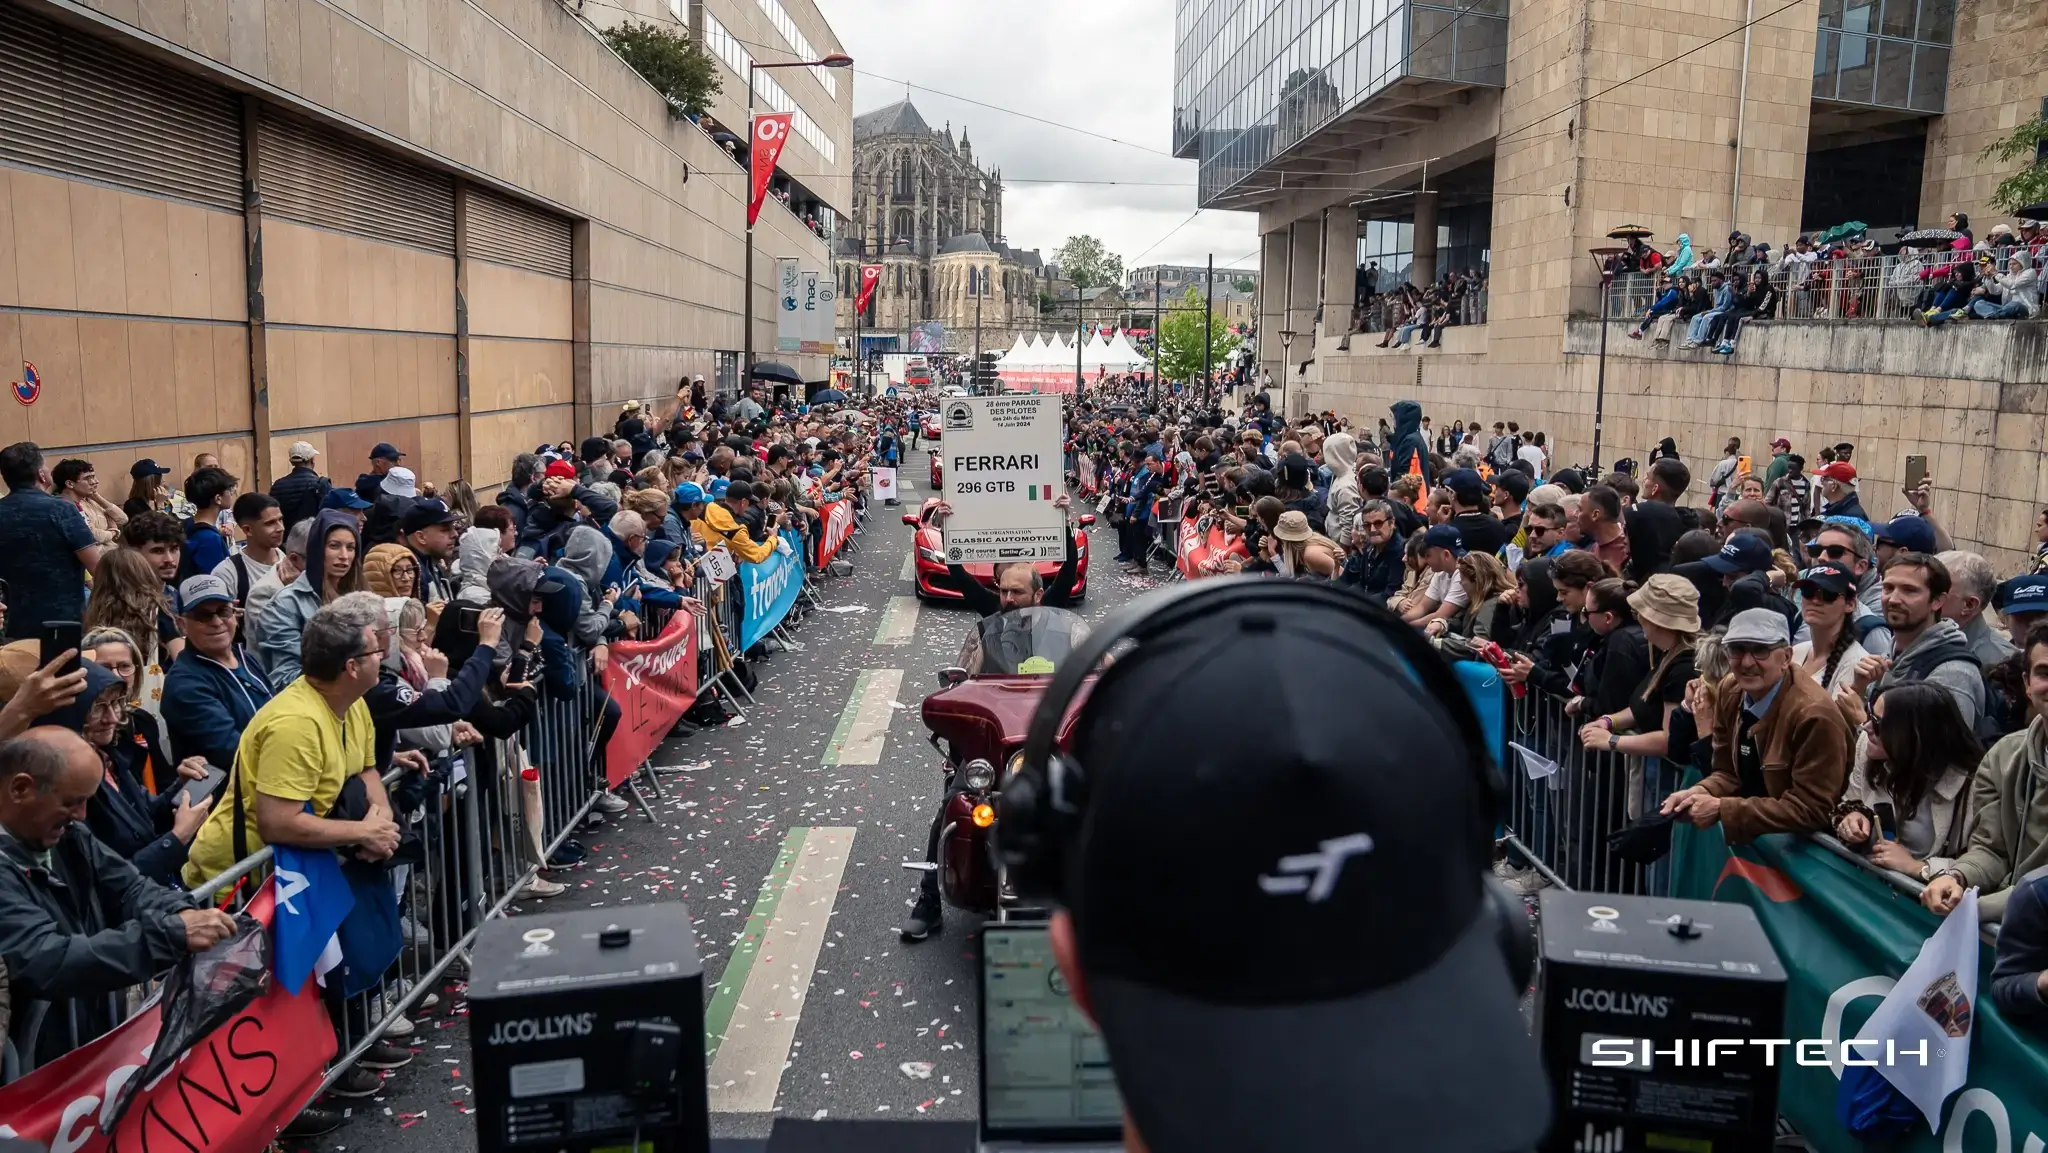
[10,0,842,487]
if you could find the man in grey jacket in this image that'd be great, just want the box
[1923,626,2048,922]
[0,728,234,1068]
[1855,552,1984,733]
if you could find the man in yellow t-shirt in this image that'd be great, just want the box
[183,593,400,888]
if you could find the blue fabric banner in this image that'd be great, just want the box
[739,531,806,650]
[271,842,352,996]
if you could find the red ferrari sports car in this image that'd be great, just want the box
[905,497,1092,603]
[920,413,942,441]
[930,450,943,491]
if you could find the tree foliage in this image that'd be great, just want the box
[603,21,721,119]
[1980,114,2048,214]
[1155,287,1243,384]
[1055,235,1126,292]
[1233,277,1256,294]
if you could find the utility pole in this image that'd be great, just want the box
[1152,269,1162,406]
[974,273,983,366]
[1202,254,1214,402]
[1074,303,1084,400]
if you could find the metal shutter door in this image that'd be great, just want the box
[256,113,456,256]
[0,4,241,212]
[464,186,573,278]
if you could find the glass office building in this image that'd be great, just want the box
[1173,0,1508,206]
[1811,0,1953,114]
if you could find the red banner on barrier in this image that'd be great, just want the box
[1176,518,1247,579]
[602,611,702,788]
[0,886,335,1153]
[817,500,855,569]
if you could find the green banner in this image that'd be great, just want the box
[1672,811,2048,1152]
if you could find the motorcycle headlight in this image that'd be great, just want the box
[960,758,996,792]
[1005,750,1027,779]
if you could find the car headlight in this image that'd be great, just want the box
[1005,750,1026,779]
[960,758,996,792]
[918,546,946,564]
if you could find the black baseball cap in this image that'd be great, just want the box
[370,442,405,462]
[1422,524,1466,557]
[1491,470,1532,504]
[1794,561,1856,597]
[1064,597,1551,1151]
[401,498,459,534]
[1443,467,1487,506]
[1703,529,1773,575]
[129,458,169,479]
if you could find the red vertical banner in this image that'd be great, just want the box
[856,264,882,316]
[749,113,794,226]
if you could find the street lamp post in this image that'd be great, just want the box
[1587,246,1626,475]
[742,51,853,388]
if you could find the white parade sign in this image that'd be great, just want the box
[939,395,1065,563]
[871,466,898,503]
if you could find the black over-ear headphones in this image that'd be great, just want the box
[995,576,1535,991]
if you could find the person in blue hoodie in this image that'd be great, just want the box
[1385,399,1432,486]
[631,538,691,613]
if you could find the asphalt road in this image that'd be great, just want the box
[325,448,1156,1152]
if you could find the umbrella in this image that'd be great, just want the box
[1606,224,1655,240]
[749,361,804,386]
[1816,221,1867,245]
[1899,228,1963,245]
[2012,202,2048,221]
[810,387,848,406]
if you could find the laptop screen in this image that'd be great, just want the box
[978,924,1124,1142]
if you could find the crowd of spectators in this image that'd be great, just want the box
[1075,391,2048,1030]
[0,376,895,1133]
[1352,265,1490,345]
[1615,214,2044,353]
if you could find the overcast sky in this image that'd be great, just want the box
[815,0,1259,275]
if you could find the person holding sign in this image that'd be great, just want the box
[926,495,1081,617]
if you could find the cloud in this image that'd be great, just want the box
[820,0,1258,272]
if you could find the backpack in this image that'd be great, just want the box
[1487,435,1516,471]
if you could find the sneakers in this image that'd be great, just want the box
[281,1104,348,1137]
[356,1040,415,1070]
[325,1066,386,1099]
[521,875,567,899]
[593,791,629,815]
[379,1011,416,1039]
[1712,341,1736,355]
[899,896,943,942]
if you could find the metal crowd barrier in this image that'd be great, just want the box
[1495,686,1682,897]
[6,509,870,1093]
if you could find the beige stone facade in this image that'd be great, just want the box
[0,0,848,491]
[1205,0,2048,565]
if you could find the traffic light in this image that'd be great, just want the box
[971,351,1002,392]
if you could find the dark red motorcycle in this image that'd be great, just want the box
[914,606,1091,917]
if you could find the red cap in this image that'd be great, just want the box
[1769,437,1790,449]
[544,459,578,480]
[1815,461,1857,483]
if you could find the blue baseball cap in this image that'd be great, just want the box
[1996,574,2048,617]
[674,482,707,506]
[708,477,732,500]
[1703,530,1773,575]
[322,487,373,510]
[1874,514,1937,555]
[1421,524,1466,557]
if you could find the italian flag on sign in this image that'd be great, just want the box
[1027,484,1052,501]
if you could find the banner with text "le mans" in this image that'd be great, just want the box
[1672,818,2048,1152]
[0,886,335,1153]
[602,610,701,788]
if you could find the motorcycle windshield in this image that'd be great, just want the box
[958,607,1090,676]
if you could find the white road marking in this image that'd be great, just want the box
[822,669,904,765]
[874,595,920,645]
[705,826,856,1112]
[899,550,915,582]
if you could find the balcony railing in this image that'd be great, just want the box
[1604,249,2048,324]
